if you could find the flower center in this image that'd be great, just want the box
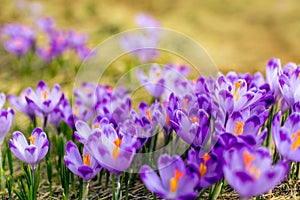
[73,104,79,117]
[243,150,260,180]
[42,90,48,102]
[29,136,36,145]
[145,109,152,122]
[233,81,242,102]
[291,131,300,151]
[166,113,170,126]
[112,138,122,161]
[233,121,245,136]
[183,98,188,111]
[170,169,183,193]
[199,153,210,179]
[190,116,198,123]
[83,152,91,166]
[93,123,100,129]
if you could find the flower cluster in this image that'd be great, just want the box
[0,17,91,62]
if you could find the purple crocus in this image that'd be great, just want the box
[8,87,36,123]
[4,37,31,56]
[272,111,300,161]
[74,116,108,144]
[278,66,300,111]
[26,80,62,117]
[85,124,136,174]
[0,108,14,145]
[36,17,55,33]
[9,128,49,170]
[140,154,199,200]
[136,64,165,99]
[172,108,210,149]
[1,24,35,56]
[64,141,101,180]
[215,108,268,146]
[265,58,283,99]
[187,148,223,189]
[223,146,287,198]
[68,30,88,49]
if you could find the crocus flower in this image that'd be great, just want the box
[272,111,300,161]
[8,87,36,123]
[0,108,14,145]
[64,141,101,180]
[74,82,97,109]
[4,37,31,56]
[187,148,222,189]
[36,17,55,33]
[74,116,108,144]
[9,128,49,170]
[223,146,287,198]
[68,30,88,49]
[278,66,300,111]
[265,58,282,99]
[140,154,199,200]
[136,64,165,99]
[26,80,62,117]
[85,124,136,173]
[215,108,268,146]
[172,108,210,149]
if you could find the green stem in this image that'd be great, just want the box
[82,180,90,200]
[0,146,4,190]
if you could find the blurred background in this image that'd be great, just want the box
[1,0,300,92]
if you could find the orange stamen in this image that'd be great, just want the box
[243,151,255,170]
[114,138,122,147]
[190,117,198,123]
[166,114,170,127]
[291,131,300,151]
[93,123,100,129]
[112,138,122,161]
[145,109,152,122]
[155,71,161,77]
[199,163,207,179]
[183,98,188,111]
[203,153,211,164]
[83,152,91,166]
[233,121,245,136]
[170,169,183,192]
[199,153,210,179]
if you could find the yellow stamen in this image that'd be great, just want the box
[155,71,161,77]
[29,136,36,145]
[233,81,242,96]
[83,152,91,166]
[291,131,300,151]
[233,121,245,136]
[112,138,122,161]
[232,81,242,102]
[170,169,183,193]
[42,90,48,101]
[145,109,152,122]
[74,104,79,116]
[243,151,255,170]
